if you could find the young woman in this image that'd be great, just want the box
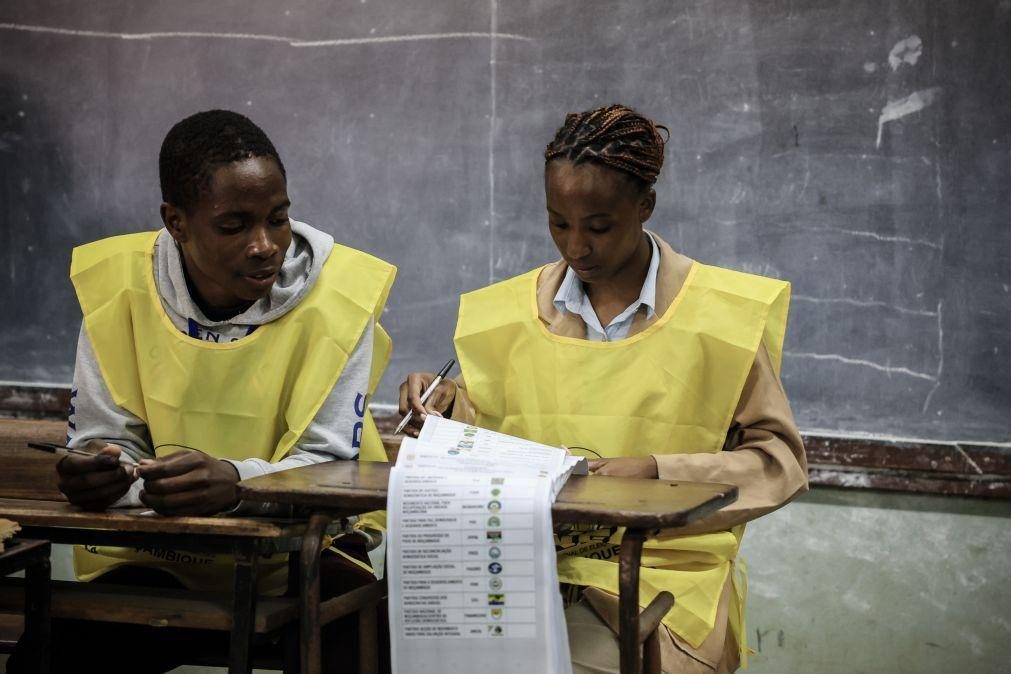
[400,105,808,673]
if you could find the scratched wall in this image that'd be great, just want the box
[0,1,1008,444]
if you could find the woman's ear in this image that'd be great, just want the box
[161,203,188,243]
[639,189,657,225]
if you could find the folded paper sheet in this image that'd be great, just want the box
[387,417,580,674]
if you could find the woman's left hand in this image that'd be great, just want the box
[587,456,658,479]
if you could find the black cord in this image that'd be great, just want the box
[154,442,206,453]
[566,446,602,458]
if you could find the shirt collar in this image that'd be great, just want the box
[552,232,660,322]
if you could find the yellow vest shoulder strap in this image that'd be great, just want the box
[71,231,157,274]
[317,242,396,322]
[313,243,397,407]
[457,267,541,339]
[691,264,791,373]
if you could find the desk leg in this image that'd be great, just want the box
[619,528,647,674]
[300,512,330,674]
[229,540,258,674]
[284,552,302,674]
[25,553,51,674]
[358,600,378,674]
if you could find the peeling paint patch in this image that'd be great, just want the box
[876,87,942,148]
[833,471,873,489]
[888,35,923,70]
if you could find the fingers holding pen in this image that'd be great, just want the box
[399,374,427,438]
[397,361,458,437]
[398,372,448,437]
[399,373,435,415]
[57,443,136,509]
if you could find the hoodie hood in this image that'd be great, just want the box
[153,219,335,329]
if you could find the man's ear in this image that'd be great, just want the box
[639,189,657,225]
[161,203,188,243]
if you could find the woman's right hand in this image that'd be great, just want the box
[398,372,457,437]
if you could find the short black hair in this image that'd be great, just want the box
[158,110,286,212]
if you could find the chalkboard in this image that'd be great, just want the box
[1,1,1008,444]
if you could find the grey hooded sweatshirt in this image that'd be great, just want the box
[68,220,374,513]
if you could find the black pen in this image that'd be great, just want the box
[27,442,139,473]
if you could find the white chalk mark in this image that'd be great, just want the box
[953,443,984,475]
[888,35,923,70]
[0,379,76,389]
[0,22,533,47]
[785,351,937,381]
[922,301,944,413]
[835,228,942,249]
[488,0,498,284]
[935,159,943,203]
[796,427,1011,448]
[792,294,938,317]
[876,87,942,148]
[670,14,696,41]
[798,153,811,203]
[296,31,529,47]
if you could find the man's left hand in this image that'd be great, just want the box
[587,456,658,479]
[136,450,241,515]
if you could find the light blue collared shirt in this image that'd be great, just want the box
[552,233,660,342]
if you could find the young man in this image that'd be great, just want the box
[8,110,395,673]
[400,105,808,673]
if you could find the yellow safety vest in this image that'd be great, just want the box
[69,231,396,592]
[454,261,789,653]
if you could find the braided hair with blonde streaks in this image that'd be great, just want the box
[544,104,669,191]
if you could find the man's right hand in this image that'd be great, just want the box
[56,442,135,510]
[398,372,457,438]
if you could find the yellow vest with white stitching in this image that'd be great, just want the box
[69,230,395,592]
[454,261,789,653]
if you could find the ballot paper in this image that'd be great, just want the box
[387,417,578,674]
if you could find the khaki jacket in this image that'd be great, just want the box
[449,233,808,670]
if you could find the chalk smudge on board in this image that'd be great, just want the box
[792,294,938,317]
[784,351,937,381]
[888,35,923,70]
[876,87,942,148]
[0,22,534,47]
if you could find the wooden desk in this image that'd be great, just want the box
[240,461,738,674]
[0,538,51,674]
[0,498,312,674]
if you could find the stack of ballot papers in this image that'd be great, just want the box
[0,518,20,553]
[387,416,586,674]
